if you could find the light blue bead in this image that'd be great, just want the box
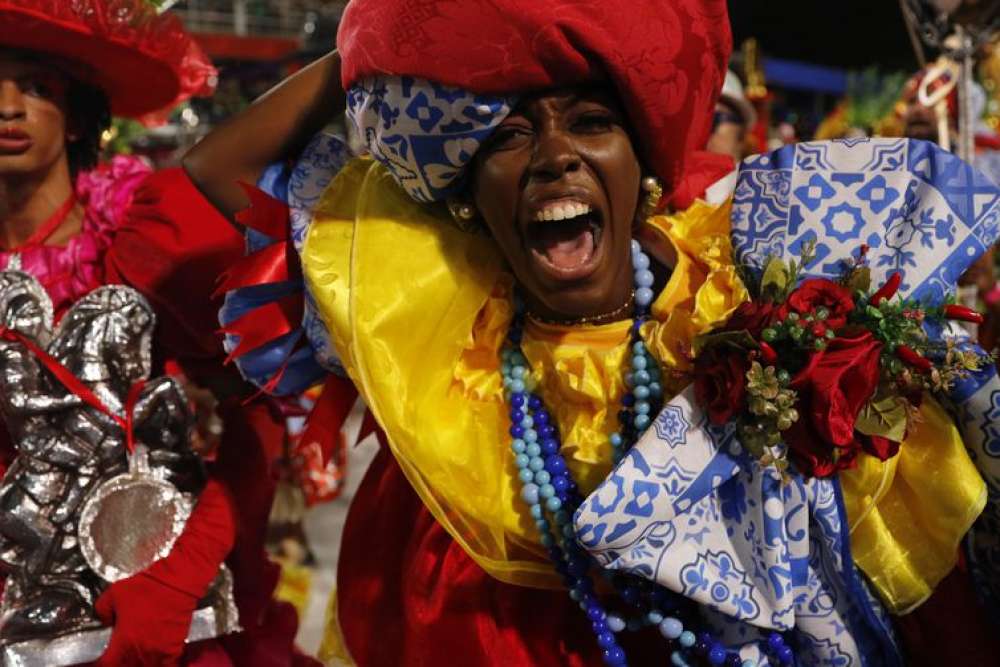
[524,429,538,442]
[648,367,661,381]
[510,353,526,366]
[647,611,663,625]
[741,661,756,667]
[635,286,654,306]
[632,355,648,371]
[649,381,663,397]
[607,614,626,633]
[520,415,533,428]
[535,518,550,531]
[540,533,554,547]
[510,379,525,393]
[561,523,575,539]
[518,469,534,483]
[679,630,696,648]
[635,269,655,287]
[633,252,650,270]
[503,376,513,388]
[670,652,688,667]
[569,589,582,601]
[501,348,513,362]
[634,414,651,430]
[526,443,541,457]
[633,369,651,385]
[534,470,551,485]
[515,454,530,469]
[545,496,562,511]
[630,240,642,255]
[659,617,683,639]
[501,361,511,375]
[511,365,526,379]
[539,484,555,499]
[528,456,545,472]
[633,385,650,399]
[511,439,526,454]
[520,483,540,505]
[609,432,623,447]
[635,401,651,414]
[632,340,646,354]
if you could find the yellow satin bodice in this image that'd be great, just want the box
[301,157,985,613]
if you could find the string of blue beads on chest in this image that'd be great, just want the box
[501,241,795,667]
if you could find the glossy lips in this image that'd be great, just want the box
[0,126,31,155]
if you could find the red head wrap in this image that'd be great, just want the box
[337,0,732,196]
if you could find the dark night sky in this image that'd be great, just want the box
[728,0,921,71]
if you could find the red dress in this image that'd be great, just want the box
[338,443,1000,667]
[0,159,316,667]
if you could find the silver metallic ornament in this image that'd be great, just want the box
[0,273,239,665]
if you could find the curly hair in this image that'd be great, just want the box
[65,78,110,176]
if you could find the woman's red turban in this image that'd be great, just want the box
[338,0,732,195]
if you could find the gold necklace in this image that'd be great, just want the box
[526,290,636,326]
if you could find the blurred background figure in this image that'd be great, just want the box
[706,70,758,162]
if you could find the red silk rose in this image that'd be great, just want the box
[694,346,749,425]
[780,278,855,329]
[724,301,777,337]
[858,433,901,461]
[783,331,883,476]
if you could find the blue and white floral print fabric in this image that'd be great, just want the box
[575,138,1000,665]
[219,132,350,394]
[346,76,516,202]
[731,138,1000,301]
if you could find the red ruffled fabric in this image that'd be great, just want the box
[338,0,731,194]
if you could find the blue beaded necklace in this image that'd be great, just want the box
[501,241,795,667]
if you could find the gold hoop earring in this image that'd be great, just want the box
[640,176,663,220]
[446,199,480,233]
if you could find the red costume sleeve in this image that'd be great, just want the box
[101,168,308,665]
[104,167,243,386]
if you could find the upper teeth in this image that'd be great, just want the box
[535,201,591,222]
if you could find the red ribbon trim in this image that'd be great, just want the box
[219,294,305,362]
[235,181,290,239]
[212,240,302,299]
[0,327,146,454]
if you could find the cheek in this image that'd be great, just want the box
[471,157,524,250]
[28,99,69,156]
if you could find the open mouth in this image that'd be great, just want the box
[525,199,604,280]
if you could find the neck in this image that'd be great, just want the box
[0,158,77,249]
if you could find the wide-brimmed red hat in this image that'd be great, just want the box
[0,0,214,118]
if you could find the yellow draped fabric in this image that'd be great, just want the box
[839,398,986,614]
[301,157,984,612]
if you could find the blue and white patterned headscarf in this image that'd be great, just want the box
[346,76,516,203]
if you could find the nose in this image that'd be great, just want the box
[0,80,26,121]
[528,128,581,183]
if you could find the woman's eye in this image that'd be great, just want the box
[573,113,615,133]
[485,125,532,151]
[19,78,53,98]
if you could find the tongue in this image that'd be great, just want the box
[534,219,595,269]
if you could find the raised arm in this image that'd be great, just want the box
[182,50,346,223]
